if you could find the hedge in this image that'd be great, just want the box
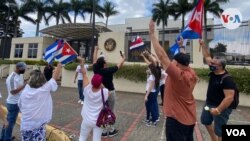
[3,60,249,94]
[0,60,59,66]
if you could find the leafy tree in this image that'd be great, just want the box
[214,42,227,53]
[83,0,104,23]
[103,0,118,27]
[47,0,71,25]
[152,0,172,49]
[170,0,193,30]
[26,0,52,36]
[70,0,85,23]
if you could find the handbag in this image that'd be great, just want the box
[96,89,116,128]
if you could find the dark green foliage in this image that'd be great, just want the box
[64,62,78,70]
[114,64,147,82]
[0,59,47,66]
[194,68,250,95]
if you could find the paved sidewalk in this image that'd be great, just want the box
[0,79,250,141]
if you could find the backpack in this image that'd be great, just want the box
[220,74,239,109]
[96,89,116,128]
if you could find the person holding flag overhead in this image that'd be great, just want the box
[169,0,204,55]
[149,20,198,141]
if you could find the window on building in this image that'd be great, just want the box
[14,44,23,58]
[28,43,38,58]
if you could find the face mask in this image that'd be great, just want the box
[209,65,217,72]
[19,70,25,74]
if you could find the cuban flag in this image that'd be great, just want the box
[129,36,145,50]
[169,0,204,55]
[54,41,77,65]
[44,40,77,65]
[44,40,64,64]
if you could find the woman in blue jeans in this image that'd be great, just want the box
[144,64,161,127]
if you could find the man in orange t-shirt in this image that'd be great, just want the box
[149,20,198,141]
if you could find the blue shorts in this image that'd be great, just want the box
[200,104,232,137]
[21,124,46,141]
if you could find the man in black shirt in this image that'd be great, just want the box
[200,40,236,141]
[92,46,125,138]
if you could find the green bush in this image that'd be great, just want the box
[64,62,78,70]
[114,64,147,82]
[0,59,48,66]
[194,68,250,95]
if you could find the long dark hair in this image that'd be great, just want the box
[148,64,161,89]
[95,57,106,70]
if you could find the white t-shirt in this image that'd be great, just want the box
[76,65,89,80]
[18,79,58,131]
[160,69,168,86]
[81,84,109,125]
[146,75,157,92]
[6,72,24,104]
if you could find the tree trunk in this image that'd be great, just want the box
[35,21,40,37]
[162,20,165,49]
[181,14,185,31]
[106,17,108,27]
[14,20,18,37]
[74,13,77,23]
[90,13,92,23]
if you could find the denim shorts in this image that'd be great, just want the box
[200,104,232,136]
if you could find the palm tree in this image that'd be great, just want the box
[152,0,172,49]
[102,0,118,27]
[202,0,229,44]
[27,0,52,36]
[47,0,71,25]
[171,0,193,30]
[10,1,36,37]
[83,0,104,23]
[70,0,85,23]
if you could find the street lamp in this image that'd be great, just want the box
[1,3,17,60]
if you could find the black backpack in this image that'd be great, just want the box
[220,74,239,109]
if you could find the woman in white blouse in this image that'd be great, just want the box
[18,63,62,141]
[79,61,109,141]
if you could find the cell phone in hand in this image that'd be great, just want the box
[120,51,123,57]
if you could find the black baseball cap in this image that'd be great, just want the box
[174,53,190,66]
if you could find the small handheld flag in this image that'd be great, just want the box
[129,36,145,50]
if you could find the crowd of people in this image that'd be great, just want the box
[0,20,237,141]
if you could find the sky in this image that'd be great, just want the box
[19,0,250,54]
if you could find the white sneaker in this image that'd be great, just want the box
[81,101,84,105]
[78,100,81,103]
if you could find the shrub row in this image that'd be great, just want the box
[2,60,249,94]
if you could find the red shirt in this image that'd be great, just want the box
[163,62,198,125]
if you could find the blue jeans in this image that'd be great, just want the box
[200,104,232,137]
[145,91,159,122]
[1,103,19,141]
[78,80,84,101]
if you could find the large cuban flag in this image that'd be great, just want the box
[44,40,77,65]
[169,0,204,55]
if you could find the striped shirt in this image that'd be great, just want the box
[6,72,24,104]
